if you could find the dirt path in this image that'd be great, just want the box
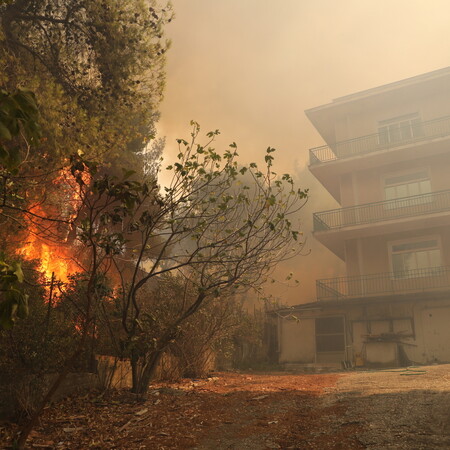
[1,364,449,449]
[329,364,450,449]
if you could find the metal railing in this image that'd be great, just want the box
[316,266,450,301]
[313,189,450,231]
[309,115,450,165]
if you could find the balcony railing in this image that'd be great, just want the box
[316,266,450,301]
[309,115,450,165]
[313,189,450,232]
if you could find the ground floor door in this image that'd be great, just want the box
[315,316,346,364]
[421,306,450,363]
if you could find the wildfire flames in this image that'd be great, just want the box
[20,234,80,285]
[19,168,87,286]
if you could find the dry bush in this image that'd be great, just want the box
[115,275,245,382]
[0,268,103,419]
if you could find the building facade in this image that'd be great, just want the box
[276,68,450,367]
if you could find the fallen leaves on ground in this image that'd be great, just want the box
[1,372,363,449]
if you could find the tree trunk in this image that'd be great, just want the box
[129,293,207,395]
[130,349,164,396]
[130,349,141,394]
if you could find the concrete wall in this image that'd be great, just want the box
[334,80,450,143]
[278,316,315,363]
[278,298,450,367]
[342,225,450,278]
[278,308,349,365]
[97,356,133,389]
[339,152,450,208]
[415,303,450,363]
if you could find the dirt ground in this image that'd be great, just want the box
[1,364,449,449]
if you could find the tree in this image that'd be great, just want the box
[0,0,172,330]
[0,0,171,253]
[0,2,172,446]
[75,122,308,395]
[0,88,41,329]
[129,274,245,381]
[1,0,170,160]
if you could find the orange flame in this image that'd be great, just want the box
[20,234,80,285]
[19,167,88,285]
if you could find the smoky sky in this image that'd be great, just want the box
[157,0,450,304]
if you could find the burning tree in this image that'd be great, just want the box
[0,2,172,446]
[0,0,171,268]
[0,0,172,329]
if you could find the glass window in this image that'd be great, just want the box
[419,180,431,193]
[416,251,429,269]
[399,120,412,140]
[411,117,424,138]
[383,170,431,207]
[408,183,420,196]
[315,317,345,353]
[429,248,441,267]
[390,238,441,278]
[396,184,408,198]
[378,113,422,145]
[385,186,396,200]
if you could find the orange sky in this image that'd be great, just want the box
[158,0,450,305]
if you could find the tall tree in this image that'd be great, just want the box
[0,0,172,252]
[0,2,172,446]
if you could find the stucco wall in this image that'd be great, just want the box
[341,153,450,207]
[278,309,350,365]
[342,225,450,276]
[278,316,315,363]
[333,81,450,143]
[415,303,450,363]
[278,298,450,366]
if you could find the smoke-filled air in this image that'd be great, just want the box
[1,1,450,448]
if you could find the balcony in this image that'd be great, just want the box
[308,115,450,202]
[313,189,450,232]
[309,115,450,166]
[316,266,450,301]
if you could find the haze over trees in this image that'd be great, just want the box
[0,1,308,447]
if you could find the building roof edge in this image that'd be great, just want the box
[305,66,450,115]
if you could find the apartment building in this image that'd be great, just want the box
[274,68,450,367]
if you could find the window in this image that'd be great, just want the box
[384,170,431,204]
[315,317,345,353]
[378,113,423,146]
[390,238,441,278]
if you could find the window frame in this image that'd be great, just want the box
[381,167,432,208]
[315,316,346,354]
[378,112,423,146]
[388,235,442,279]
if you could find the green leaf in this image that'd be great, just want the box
[0,144,9,161]
[17,294,29,319]
[0,311,15,330]
[11,262,24,283]
[14,90,39,115]
[0,122,12,140]
[122,168,136,179]
[0,294,18,330]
